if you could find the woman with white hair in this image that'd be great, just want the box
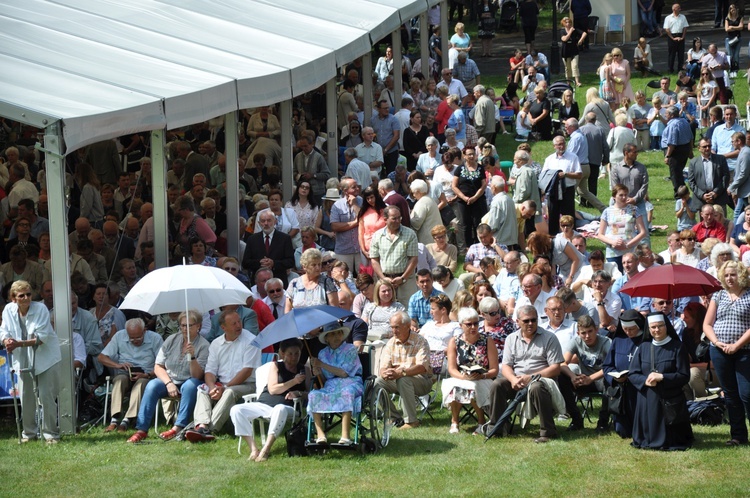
[708,243,737,278]
[410,179,443,245]
[442,307,498,434]
[606,112,637,185]
[442,128,464,151]
[416,136,441,178]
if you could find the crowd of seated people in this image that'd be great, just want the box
[8,32,750,456]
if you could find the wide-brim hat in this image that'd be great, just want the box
[318,321,351,344]
[322,188,341,201]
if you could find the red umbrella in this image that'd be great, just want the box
[618,264,723,300]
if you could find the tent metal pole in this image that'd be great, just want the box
[224,111,239,258]
[150,129,168,268]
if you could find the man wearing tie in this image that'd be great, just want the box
[262,278,289,320]
[686,137,730,213]
[242,210,295,286]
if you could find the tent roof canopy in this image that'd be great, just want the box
[0,0,432,153]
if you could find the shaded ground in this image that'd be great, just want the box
[476,0,729,80]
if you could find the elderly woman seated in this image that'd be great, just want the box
[442,307,499,434]
[230,338,310,461]
[308,323,364,444]
[127,310,210,443]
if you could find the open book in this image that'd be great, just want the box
[607,370,629,379]
[460,364,487,376]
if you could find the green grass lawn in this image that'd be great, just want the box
[2,406,749,497]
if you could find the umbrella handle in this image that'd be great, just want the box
[303,337,325,388]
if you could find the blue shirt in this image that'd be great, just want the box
[712,122,746,171]
[372,113,400,154]
[661,117,693,149]
[101,329,163,372]
[408,288,442,327]
[330,196,363,254]
[611,274,648,312]
[567,130,589,164]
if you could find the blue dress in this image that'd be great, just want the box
[307,343,364,414]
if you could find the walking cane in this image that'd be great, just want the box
[8,350,22,444]
[20,345,42,442]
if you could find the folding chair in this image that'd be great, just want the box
[576,392,605,423]
[417,351,447,422]
[154,396,181,431]
[587,16,600,46]
[604,14,625,46]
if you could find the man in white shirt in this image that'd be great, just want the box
[663,3,689,74]
[581,270,622,336]
[513,274,551,320]
[262,277,289,320]
[186,310,261,442]
[521,66,545,103]
[539,296,577,350]
[436,68,468,104]
[542,135,582,235]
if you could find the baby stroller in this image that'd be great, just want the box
[548,79,575,135]
[498,0,519,33]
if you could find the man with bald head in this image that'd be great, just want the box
[69,218,92,250]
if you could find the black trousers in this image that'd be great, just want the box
[589,164,600,197]
[667,37,685,73]
[548,185,576,236]
[667,143,692,195]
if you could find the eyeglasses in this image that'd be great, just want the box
[483,310,500,317]
[520,318,537,324]
[546,307,564,313]
[267,288,284,294]
[299,185,310,190]
[180,323,198,328]
[322,260,334,265]
[15,293,31,298]
[463,321,480,327]
[560,224,572,228]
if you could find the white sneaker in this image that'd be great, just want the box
[449,423,460,434]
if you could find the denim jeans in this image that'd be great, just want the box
[135,377,202,432]
[726,38,741,71]
[734,196,747,224]
[710,346,750,443]
[639,8,657,34]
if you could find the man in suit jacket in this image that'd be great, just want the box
[293,136,330,200]
[728,132,750,223]
[242,210,295,286]
[687,137,731,212]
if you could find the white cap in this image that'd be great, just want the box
[620,320,638,328]
[647,315,666,325]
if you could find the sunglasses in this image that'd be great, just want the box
[322,260,334,265]
[268,288,284,294]
[520,318,537,324]
[15,293,31,298]
[483,310,500,317]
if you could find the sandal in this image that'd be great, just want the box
[726,439,746,446]
[315,437,328,444]
[159,428,179,441]
[127,430,148,443]
[449,423,460,434]
[338,438,352,445]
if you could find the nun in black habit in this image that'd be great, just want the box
[628,312,694,451]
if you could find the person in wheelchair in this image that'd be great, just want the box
[231,338,311,461]
[442,307,499,435]
[308,323,364,445]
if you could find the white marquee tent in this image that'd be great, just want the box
[0,0,442,434]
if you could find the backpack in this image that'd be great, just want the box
[285,419,311,457]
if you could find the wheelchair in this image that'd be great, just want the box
[304,351,392,455]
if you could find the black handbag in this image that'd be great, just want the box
[284,419,311,457]
[605,384,623,415]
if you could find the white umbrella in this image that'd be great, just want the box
[119,264,251,315]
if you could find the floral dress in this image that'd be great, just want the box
[441,333,494,410]
[307,342,364,414]
[286,201,319,232]
[287,276,337,309]
[480,318,516,362]
[601,204,641,258]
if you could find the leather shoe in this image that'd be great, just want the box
[567,420,584,431]
[399,421,421,430]
[534,436,551,443]
[104,423,118,433]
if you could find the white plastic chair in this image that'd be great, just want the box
[236,361,302,454]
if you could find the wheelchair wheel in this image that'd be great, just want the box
[369,386,391,449]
